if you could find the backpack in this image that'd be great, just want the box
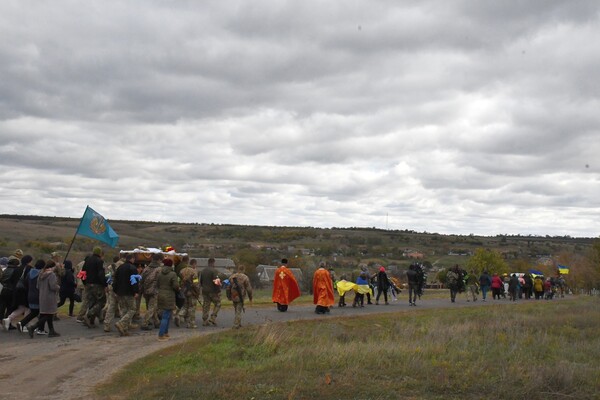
[1,267,16,290]
[226,276,242,302]
[446,270,458,286]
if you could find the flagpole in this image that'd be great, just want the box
[64,206,88,262]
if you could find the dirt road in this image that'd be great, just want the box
[0,296,526,400]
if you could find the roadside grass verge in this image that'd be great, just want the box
[98,297,600,400]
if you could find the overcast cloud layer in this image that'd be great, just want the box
[1,1,599,237]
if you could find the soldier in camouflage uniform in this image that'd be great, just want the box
[200,258,221,326]
[140,253,162,330]
[173,255,190,327]
[112,253,140,336]
[178,258,200,328]
[81,247,107,328]
[228,264,253,329]
[103,256,123,332]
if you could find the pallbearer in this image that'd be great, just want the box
[272,259,301,312]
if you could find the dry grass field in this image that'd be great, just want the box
[97,297,600,400]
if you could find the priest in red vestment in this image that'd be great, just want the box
[313,263,335,314]
[272,259,301,312]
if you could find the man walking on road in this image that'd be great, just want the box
[112,254,140,336]
[200,258,221,326]
[227,264,253,329]
[81,247,107,328]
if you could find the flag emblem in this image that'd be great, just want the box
[90,215,107,235]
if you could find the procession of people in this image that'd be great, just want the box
[1,246,569,341]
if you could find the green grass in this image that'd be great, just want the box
[97,297,600,400]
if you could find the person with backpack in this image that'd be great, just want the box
[446,265,462,303]
[227,264,253,329]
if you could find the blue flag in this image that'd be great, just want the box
[76,206,119,248]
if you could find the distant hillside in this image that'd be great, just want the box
[1,214,594,265]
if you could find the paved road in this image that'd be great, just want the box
[0,296,552,400]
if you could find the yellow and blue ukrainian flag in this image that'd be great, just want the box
[558,265,570,275]
[76,206,119,248]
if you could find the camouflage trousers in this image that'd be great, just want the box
[466,285,478,302]
[85,284,106,322]
[116,295,136,332]
[177,295,198,327]
[202,292,221,323]
[103,289,119,328]
[143,294,160,328]
[134,292,142,320]
[76,286,89,320]
[233,301,244,328]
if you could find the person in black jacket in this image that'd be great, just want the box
[3,255,33,331]
[0,254,23,320]
[406,264,420,306]
[375,266,390,305]
[81,246,107,328]
[57,260,77,317]
[112,254,140,336]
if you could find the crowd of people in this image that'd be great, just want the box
[2,248,569,340]
[445,264,567,303]
[0,247,254,340]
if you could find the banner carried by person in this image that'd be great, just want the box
[558,265,570,275]
[76,206,119,248]
[528,269,544,277]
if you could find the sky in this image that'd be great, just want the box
[1,1,599,237]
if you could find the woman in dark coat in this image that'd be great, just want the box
[0,256,23,319]
[27,260,61,338]
[57,260,77,317]
[2,255,33,330]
